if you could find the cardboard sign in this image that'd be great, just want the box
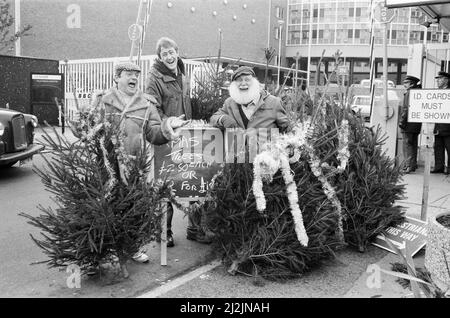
[372,216,427,257]
[153,127,223,200]
[408,89,450,123]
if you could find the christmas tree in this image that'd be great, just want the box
[20,107,176,279]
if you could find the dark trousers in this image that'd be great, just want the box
[167,202,174,235]
[433,135,450,170]
[167,201,199,235]
[402,132,419,169]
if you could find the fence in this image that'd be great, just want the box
[58,55,207,121]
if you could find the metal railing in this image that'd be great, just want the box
[59,55,207,121]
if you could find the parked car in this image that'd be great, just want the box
[360,79,395,88]
[350,95,376,122]
[0,107,44,168]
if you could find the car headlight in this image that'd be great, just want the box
[0,122,4,136]
[31,115,38,128]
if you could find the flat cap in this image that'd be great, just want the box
[435,71,450,79]
[114,61,141,77]
[231,66,255,81]
[404,75,420,83]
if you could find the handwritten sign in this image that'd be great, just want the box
[153,127,223,200]
[408,89,450,123]
[372,216,427,257]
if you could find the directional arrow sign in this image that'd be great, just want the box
[372,216,427,257]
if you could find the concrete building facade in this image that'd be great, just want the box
[285,0,449,86]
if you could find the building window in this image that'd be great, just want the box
[303,9,310,17]
[302,31,309,39]
[276,6,284,19]
[443,33,449,42]
[391,30,397,39]
[349,8,354,17]
[274,27,279,40]
[355,7,361,17]
[354,29,360,38]
[348,29,353,38]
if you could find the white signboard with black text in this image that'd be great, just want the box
[408,89,450,123]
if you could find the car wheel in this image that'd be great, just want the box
[0,161,18,168]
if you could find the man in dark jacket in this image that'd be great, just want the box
[145,37,209,246]
[431,71,450,175]
[399,75,422,173]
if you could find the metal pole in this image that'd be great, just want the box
[14,0,21,56]
[277,23,282,91]
[307,2,312,89]
[295,52,300,89]
[421,123,431,221]
[383,22,389,121]
[420,24,431,221]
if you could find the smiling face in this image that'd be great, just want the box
[229,75,261,105]
[160,46,179,72]
[115,70,140,96]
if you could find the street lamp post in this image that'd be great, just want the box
[277,19,284,91]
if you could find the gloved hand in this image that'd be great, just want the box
[220,115,239,128]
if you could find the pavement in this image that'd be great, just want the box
[30,126,450,298]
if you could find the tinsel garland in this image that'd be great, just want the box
[252,119,349,246]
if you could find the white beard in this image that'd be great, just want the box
[229,78,261,105]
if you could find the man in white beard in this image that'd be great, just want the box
[210,66,288,132]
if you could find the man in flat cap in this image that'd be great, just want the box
[399,75,422,173]
[210,66,288,131]
[431,71,450,174]
[89,61,189,262]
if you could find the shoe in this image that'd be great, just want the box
[186,229,198,241]
[403,167,416,174]
[167,232,175,248]
[431,168,445,174]
[132,251,149,263]
[186,230,213,244]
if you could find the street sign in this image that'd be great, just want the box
[337,65,349,76]
[373,2,396,24]
[372,216,427,257]
[128,23,142,41]
[408,89,450,123]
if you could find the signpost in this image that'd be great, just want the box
[372,2,396,24]
[128,23,142,42]
[372,216,427,257]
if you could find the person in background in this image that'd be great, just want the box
[399,75,422,174]
[431,71,450,175]
[145,37,211,245]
